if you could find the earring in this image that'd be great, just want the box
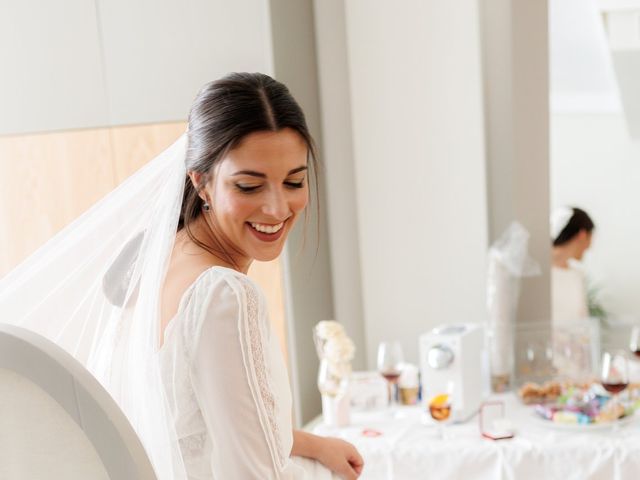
[202,202,211,212]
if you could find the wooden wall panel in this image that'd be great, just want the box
[110,122,187,184]
[248,259,289,366]
[0,129,115,276]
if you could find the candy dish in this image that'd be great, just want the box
[531,409,637,431]
[530,383,640,431]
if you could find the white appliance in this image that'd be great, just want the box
[419,323,485,422]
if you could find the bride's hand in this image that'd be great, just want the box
[316,436,364,479]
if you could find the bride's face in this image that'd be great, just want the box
[202,128,309,266]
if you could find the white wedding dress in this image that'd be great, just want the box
[157,266,338,479]
[551,264,589,324]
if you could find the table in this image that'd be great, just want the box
[309,394,640,480]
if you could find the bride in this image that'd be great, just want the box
[0,72,363,479]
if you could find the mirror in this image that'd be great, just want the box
[549,0,640,352]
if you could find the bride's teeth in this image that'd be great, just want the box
[250,222,284,234]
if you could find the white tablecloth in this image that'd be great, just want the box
[310,394,640,480]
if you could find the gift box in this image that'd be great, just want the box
[349,371,389,411]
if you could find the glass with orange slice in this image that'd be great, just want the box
[428,392,452,439]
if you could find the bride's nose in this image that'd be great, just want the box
[261,188,289,220]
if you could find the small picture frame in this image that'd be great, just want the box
[479,401,514,440]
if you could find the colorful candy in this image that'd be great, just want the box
[532,384,636,425]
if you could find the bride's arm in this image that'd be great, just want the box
[189,275,295,479]
[292,430,364,480]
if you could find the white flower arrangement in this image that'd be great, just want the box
[314,320,355,362]
[314,320,356,394]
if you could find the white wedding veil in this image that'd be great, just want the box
[0,132,190,479]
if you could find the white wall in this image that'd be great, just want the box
[344,0,489,366]
[0,0,272,134]
[551,113,640,317]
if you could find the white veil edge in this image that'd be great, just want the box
[0,133,190,480]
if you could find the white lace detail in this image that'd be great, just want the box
[242,277,285,470]
[179,431,206,455]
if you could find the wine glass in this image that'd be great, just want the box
[630,326,640,359]
[600,351,629,411]
[377,341,404,410]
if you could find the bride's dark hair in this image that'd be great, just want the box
[552,207,594,246]
[179,72,318,269]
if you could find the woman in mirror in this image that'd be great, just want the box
[550,206,595,324]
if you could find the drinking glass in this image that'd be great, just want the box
[428,382,454,439]
[600,351,629,410]
[377,341,404,409]
[630,326,640,359]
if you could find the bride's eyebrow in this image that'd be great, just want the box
[231,166,308,178]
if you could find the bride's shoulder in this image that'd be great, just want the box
[182,268,266,349]
[189,266,263,308]
[194,265,254,287]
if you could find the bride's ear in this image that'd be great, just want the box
[188,171,206,194]
[187,171,201,190]
[187,171,211,203]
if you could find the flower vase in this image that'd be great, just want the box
[317,358,351,427]
[321,392,350,428]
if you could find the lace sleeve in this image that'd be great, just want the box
[236,275,286,468]
[188,271,292,479]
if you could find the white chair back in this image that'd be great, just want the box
[0,323,157,480]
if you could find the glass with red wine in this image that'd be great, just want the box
[600,350,629,408]
[629,326,640,359]
[377,341,404,410]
